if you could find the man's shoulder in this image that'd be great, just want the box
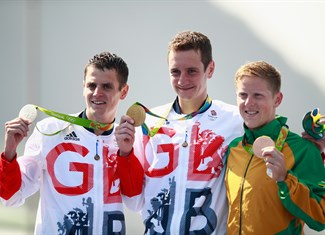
[210,100,241,120]
[211,99,238,111]
[287,130,319,150]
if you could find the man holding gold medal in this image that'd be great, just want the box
[115,31,243,234]
[0,52,143,234]
[115,32,325,234]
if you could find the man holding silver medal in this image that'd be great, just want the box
[0,51,143,234]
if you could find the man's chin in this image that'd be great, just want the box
[244,121,260,130]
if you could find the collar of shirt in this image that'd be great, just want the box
[80,109,114,136]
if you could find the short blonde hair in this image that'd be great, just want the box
[235,61,281,95]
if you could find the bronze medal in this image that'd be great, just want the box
[252,136,275,178]
[252,136,275,158]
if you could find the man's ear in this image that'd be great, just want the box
[207,60,215,78]
[120,84,129,100]
[275,92,283,107]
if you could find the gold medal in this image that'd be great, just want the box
[126,104,146,127]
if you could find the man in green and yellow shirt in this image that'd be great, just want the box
[225,61,325,235]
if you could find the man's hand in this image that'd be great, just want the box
[4,117,31,161]
[302,132,325,152]
[115,115,136,156]
[262,146,287,182]
[302,119,325,152]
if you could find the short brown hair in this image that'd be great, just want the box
[84,51,129,90]
[168,31,212,71]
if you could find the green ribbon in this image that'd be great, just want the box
[32,105,113,136]
[243,125,289,155]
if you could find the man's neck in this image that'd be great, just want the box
[178,97,207,114]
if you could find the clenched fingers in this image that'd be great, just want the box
[5,117,31,138]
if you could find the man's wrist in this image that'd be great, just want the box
[1,152,17,162]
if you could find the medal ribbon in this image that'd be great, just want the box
[135,96,212,137]
[33,105,114,136]
[243,125,289,155]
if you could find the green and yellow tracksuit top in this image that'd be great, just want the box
[225,116,325,235]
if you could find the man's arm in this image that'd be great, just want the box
[0,153,22,200]
[0,117,31,200]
